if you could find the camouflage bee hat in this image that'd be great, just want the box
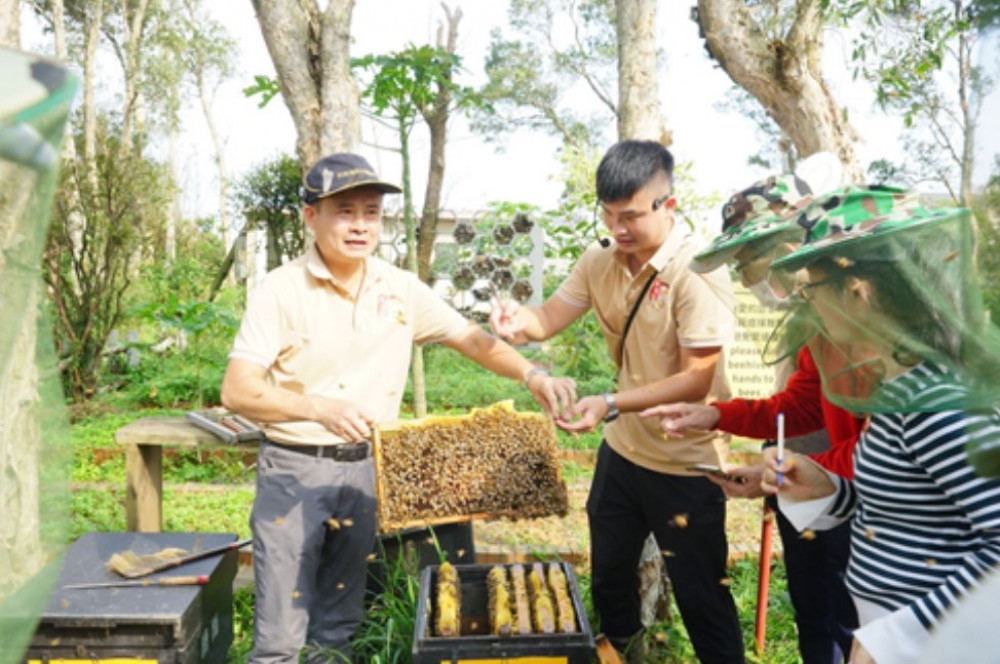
[691,151,842,273]
[771,185,1000,479]
[770,185,942,272]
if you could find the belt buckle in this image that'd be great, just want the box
[333,442,368,462]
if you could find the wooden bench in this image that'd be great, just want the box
[115,416,257,532]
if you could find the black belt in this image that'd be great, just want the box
[265,439,370,462]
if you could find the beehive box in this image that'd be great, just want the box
[26,532,238,664]
[373,401,569,534]
[412,562,595,664]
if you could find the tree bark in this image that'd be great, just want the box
[416,3,461,284]
[250,0,361,166]
[616,0,670,144]
[166,129,181,261]
[197,67,232,249]
[696,0,864,180]
[83,0,103,187]
[957,26,975,207]
[0,0,39,605]
[118,0,152,159]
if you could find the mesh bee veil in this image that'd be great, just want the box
[770,186,1000,478]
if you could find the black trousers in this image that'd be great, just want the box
[772,499,857,663]
[587,442,745,663]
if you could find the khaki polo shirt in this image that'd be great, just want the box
[229,244,470,445]
[556,224,736,473]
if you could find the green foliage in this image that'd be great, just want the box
[137,217,227,301]
[233,154,305,270]
[970,0,1000,30]
[413,344,545,413]
[541,144,603,261]
[243,74,282,108]
[161,485,253,537]
[115,353,227,408]
[121,295,238,408]
[352,46,489,124]
[70,412,135,483]
[70,486,128,538]
[831,0,994,202]
[472,0,617,149]
[642,557,797,663]
[351,549,422,663]
[229,586,256,662]
[46,114,174,400]
[173,2,238,101]
[543,310,618,390]
[133,295,240,338]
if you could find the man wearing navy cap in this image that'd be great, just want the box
[222,153,577,663]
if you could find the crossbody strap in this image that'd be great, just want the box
[616,271,658,369]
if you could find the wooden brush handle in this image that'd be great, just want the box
[158,575,209,586]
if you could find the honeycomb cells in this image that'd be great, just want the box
[373,402,570,533]
[444,213,537,304]
[453,221,476,245]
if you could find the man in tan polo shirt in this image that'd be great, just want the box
[491,140,742,663]
[221,152,577,664]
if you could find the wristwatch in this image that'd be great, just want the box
[602,393,619,422]
[523,366,550,387]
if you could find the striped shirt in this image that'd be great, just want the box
[826,363,1000,630]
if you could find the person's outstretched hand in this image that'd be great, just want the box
[639,402,721,437]
[554,394,607,434]
[489,298,527,344]
[526,373,577,421]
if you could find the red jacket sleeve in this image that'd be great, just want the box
[712,346,826,438]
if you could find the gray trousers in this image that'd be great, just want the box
[247,443,377,664]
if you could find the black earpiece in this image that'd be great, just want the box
[651,193,671,211]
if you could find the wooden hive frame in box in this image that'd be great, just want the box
[372,401,569,534]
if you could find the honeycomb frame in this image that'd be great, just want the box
[372,401,569,534]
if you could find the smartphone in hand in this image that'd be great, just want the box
[686,463,747,484]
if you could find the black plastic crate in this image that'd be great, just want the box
[25,532,238,664]
[412,562,595,664]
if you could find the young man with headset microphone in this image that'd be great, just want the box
[491,140,743,663]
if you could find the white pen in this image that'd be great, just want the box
[776,412,785,487]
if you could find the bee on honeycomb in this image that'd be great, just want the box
[373,402,570,533]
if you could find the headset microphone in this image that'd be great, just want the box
[592,202,612,248]
[593,193,671,248]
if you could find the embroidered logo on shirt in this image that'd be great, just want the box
[649,278,669,309]
[378,294,408,325]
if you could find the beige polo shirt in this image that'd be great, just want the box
[229,244,470,445]
[556,224,736,474]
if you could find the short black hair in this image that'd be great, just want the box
[595,140,674,203]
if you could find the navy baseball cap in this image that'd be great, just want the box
[303,153,401,204]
